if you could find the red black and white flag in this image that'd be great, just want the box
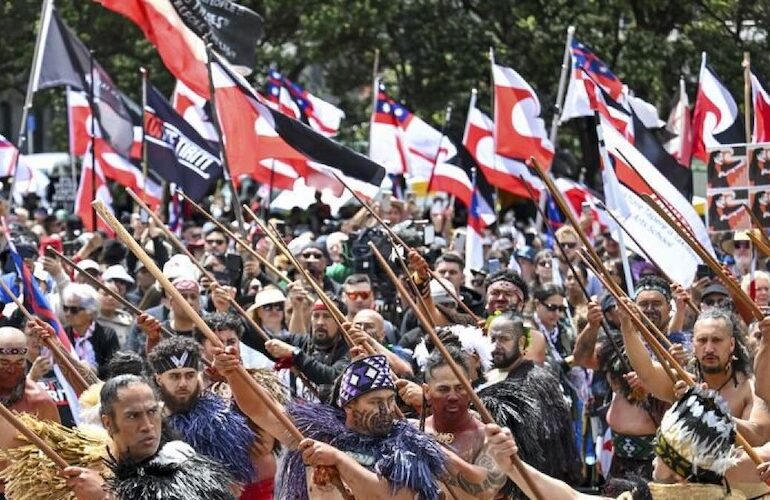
[35,4,135,158]
[692,54,745,163]
[751,70,770,143]
[210,52,386,193]
[664,77,693,167]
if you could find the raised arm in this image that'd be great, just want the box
[618,299,675,402]
[483,424,596,500]
[572,301,602,370]
[753,317,770,405]
[213,346,297,448]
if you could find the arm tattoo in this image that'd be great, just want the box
[443,447,507,496]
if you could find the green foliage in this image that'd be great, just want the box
[3,0,770,175]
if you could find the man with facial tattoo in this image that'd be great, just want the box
[214,350,447,500]
[0,327,59,498]
[147,336,263,496]
[477,312,581,499]
[419,347,507,499]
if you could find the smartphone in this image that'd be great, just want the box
[488,258,501,274]
[581,201,591,216]
[224,253,243,286]
[39,236,63,257]
[424,225,435,245]
[62,240,79,256]
[453,232,466,252]
[695,264,714,280]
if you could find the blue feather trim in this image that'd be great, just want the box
[167,392,257,484]
[277,401,446,500]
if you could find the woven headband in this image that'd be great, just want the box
[0,347,28,356]
[150,349,200,374]
[487,279,524,303]
[635,282,671,302]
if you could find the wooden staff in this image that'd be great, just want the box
[745,206,770,246]
[0,404,68,469]
[640,193,763,322]
[123,191,318,392]
[529,158,604,270]
[368,241,545,500]
[91,200,306,444]
[596,200,700,315]
[176,190,291,283]
[578,250,678,386]
[0,280,89,395]
[747,231,770,261]
[330,172,481,323]
[582,250,766,469]
[519,175,632,372]
[243,206,348,333]
[47,249,175,340]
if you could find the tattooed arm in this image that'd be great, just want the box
[300,439,416,500]
[442,445,507,500]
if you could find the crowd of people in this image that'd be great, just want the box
[1,194,770,499]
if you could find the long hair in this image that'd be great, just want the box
[693,308,751,378]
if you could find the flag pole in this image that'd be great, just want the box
[594,112,634,296]
[425,103,453,193]
[88,49,97,231]
[743,52,752,143]
[65,86,78,210]
[549,25,575,145]
[140,67,149,206]
[7,0,54,204]
[368,49,380,160]
[203,44,246,235]
[488,47,501,216]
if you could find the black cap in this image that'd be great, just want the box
[702,283,729,298]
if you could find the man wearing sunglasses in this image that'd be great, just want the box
[297,242,341,297]
[203,227,229,256]
[341,274,375,320]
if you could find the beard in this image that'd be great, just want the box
[492,346,520,370]
[313,329,336,350]
[0,371,26,408]
[701,358,727,374]
[158,382,200,414]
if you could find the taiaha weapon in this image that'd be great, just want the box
[90,200,305,441]
[48,248,176,341]
[518,175,632,373]
[368,241,545,500]
[0,279,90,395]
[595,199,700,315]
[176,190,291,283]
[578,250,678,386]
[244,206,407,415]
[581,248,766,470]
[530,159,674,347]
[331,172,481,323]
[91,199,357,497]
[640,193,762,323]
[124,189,319,395]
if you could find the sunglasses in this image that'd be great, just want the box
[537,260,552,268]
[345,291,372,301]
[540,302,566,313]
[206,238,226,245]
[261,303,284,312]
[63,305,84,314]
[559,242,578,249]
[734,241,750,250]
[302,252,324,259]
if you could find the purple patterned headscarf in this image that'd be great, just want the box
[337,355,395,407]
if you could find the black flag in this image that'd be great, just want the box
[170,0,263,74]
[145,85,223,201]
[34,7,134,157]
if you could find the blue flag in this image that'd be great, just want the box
[144,84,223,201]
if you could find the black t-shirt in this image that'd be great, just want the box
[32,365,75,427]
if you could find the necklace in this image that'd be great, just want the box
[432,432,455,445]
